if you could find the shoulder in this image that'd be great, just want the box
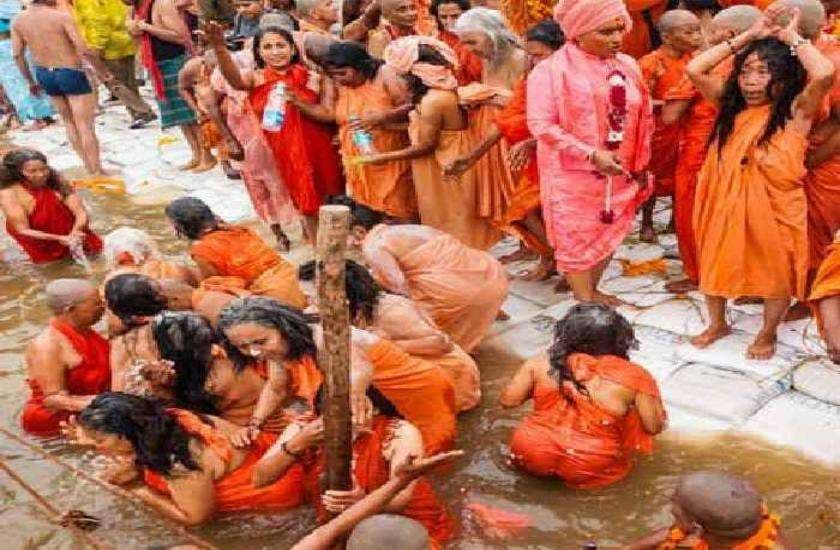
[421,89,457,110]
[27,326,67,362]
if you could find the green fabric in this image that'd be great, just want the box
[73,0,136,60]
[156,55,197,129]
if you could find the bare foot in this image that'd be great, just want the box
[520,260,555,281]
[746,332,776,360]
[192,158,218,173]
[496,309,510,321]
[734,296,762,305]
[554,277,571,293]
[180,158,200,170]
[665,278,698,294]
[690,325,732,349]
[639,225,658,243]
[783,301,811,322]
[500,247,537,264]
[590,291,624,306]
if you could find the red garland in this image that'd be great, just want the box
[600,69,628,224]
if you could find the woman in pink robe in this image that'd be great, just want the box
[527,0,653,304]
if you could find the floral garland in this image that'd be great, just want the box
[600,69,628,224]
[659,505,781,550]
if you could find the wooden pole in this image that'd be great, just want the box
[316,205,353,492]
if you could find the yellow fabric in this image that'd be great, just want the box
[74,0,136,60]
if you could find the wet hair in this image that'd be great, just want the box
[217,296,318,370]
[405,44,453,103]
[680,0,720,13]
[164,196,219,240]
[299,259,381,324]
[548,303,638,400]
[152,312,220,414]
[79,392,200,475]
[429,0,470,17]
[326,195,385,230]
[253,26,300,69]
[711,38,806,151]
[104,273,168,327]
[324,41,383,80]
[314,382,403,418]
[524,19,564,50]
[0,149,70,196]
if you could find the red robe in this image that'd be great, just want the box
[439,30,482,86]
[6,185,102,264]
[249,65,344,216]
[509,354,663,489]
[21,319,110,436]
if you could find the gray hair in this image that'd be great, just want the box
[453,7,519,56]
[769,0,826,39]
[103,227,158,268]
[260,11,297,31]
[712,5,763,34]
[295,0,320,18]
[45,278,96,313]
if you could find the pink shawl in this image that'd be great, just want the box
[553,0,632,40]
[383,36,459,90]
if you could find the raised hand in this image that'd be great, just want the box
[393,450,464,482]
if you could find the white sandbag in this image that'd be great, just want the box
[507,277,569,309]
[601,260,624,282]
[613,242,665,264]
[600,274,660,294]
[733,315,821,354]
[661,405,734,434]
[792,359,840,406]
[189,187,255,223]
[629,326,686,380]
[499,294,544,323]
[675,331,801,381]
[632,299,707,336]
[661,363,790,424]
[741,391,840,466]
[617,281,675,308]
[479,314,555,359]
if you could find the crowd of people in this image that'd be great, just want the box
[0,0,838,547]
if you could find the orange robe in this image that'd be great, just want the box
[144,409,305,513]
[494,78,550,257]
[694,106,808,300]
[639,48,693,196]
[335,75,416,219]
[622,1,668,59]
[21,319,111,436]
[716,0,774,8]
[304,416,455,548]
[658,506,782,550]
[439,30,482,86]
[368,339,457,454]
[189,225,308,309]
[389,229,509,352]
[809,240,840,340]
[806,37,840,271]
[509,354,663,489]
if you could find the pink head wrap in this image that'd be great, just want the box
[553,0,632,41]
[383,36,459,90]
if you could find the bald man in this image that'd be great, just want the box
[295,0,338,34]
[661,5,763,294]
[627,471,790,549]
[21,279,110,436]
[343,0,433,57]
[638,10,703,243]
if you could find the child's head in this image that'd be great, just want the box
[671,471,764,540]
[657,9,703,54]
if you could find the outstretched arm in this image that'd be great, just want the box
[205,21,252,91]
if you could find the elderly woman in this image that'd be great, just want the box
[527,0,653,304]
[103,227,196,286]
[452,7,527,232]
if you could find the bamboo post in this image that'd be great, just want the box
[316,205,353,492]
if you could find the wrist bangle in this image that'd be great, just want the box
[281,440,304,459]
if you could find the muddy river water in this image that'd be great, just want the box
[0,190,837,549]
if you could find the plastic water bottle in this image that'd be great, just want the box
[262,82,287,132]
[349,116,376,155]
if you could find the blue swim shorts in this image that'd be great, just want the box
[34,66,92,96]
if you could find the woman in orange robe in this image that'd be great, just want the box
[687,17,836,360]
[622,0,669,59]
[76,393,305,525]
[253,388,456,548]
[165,196,308,310]
[810,233,840,364]
[0,149,101,264]
[324,41,416,220]
[207,23,344,242]
[501,303,666,489]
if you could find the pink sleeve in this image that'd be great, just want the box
[526,61,595,162]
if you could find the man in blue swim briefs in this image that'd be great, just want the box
[12,0,104,175]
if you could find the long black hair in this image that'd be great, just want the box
[405,44,453,104]
[525,19,564,50]
[104,273,168,327]
[711,38,806,151]
[152,311,219,414]
[253,26,300,68]
[0,149,70,196]
[326,195,385,230]
[164,196,219,240]
[548,303,638,400]
[299,259,381,324]
[79,392,200,475]
[217,296,318,370]
[324,41,383,80]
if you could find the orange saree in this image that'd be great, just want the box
[622,1,668,59]
[809,240,840,339]
[508,354,663,489]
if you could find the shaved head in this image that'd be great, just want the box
[769,0,827,39]
[346,514,429,550]
[712,5,763,33]
[674,471,763,539]
[657,9,700,33]
[46,279,96,313]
